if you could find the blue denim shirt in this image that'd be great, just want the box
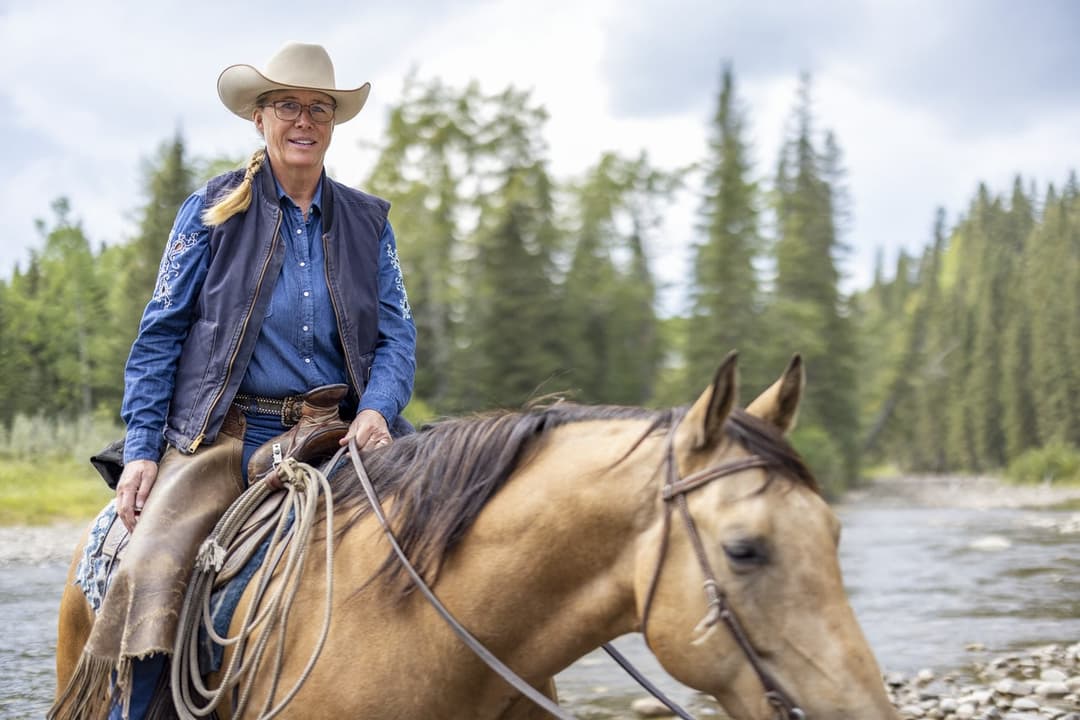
[122,178,415,464]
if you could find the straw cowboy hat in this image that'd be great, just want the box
[217,42,370,123]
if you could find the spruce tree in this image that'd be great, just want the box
[770,75,860,485]
[686,65,765,395]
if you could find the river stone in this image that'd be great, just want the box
[1010,698,1039,710]
[917,668,936,684]
[954,702,976,718]
[963,690,993,705]
[887,671,908,687]
[1036,681,1069,698]
[630,697,675,718]
[898,704,925,718]
[1042,669,1068,683]
[995,679,1033,696]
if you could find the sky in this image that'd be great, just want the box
[3,0,1080,313]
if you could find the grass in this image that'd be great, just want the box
[0,457,113,526]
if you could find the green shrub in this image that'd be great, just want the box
[1005,442,1080,485]
[0,458,112,525]
[0,413,120,524]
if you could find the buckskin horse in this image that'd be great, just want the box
[55,353,899,719]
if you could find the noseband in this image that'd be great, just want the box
[639,432,807,720]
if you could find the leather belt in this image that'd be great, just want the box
[232,392,305,427]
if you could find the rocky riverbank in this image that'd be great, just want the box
[887,642,1080,720]
[629,641,1080,720]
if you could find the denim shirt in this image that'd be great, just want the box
[122,178,415,464]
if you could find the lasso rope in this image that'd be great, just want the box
[171,457,335,719]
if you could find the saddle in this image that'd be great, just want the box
[83,385,351,602]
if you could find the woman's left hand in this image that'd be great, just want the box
[342,409,392,450]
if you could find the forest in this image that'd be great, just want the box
[1,68,1077,496]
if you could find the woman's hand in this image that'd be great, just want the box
[341,409,392,450]
[116,459,159,532]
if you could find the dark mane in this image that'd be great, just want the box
[331,403,816,599]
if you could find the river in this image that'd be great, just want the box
[2,478,1078,719]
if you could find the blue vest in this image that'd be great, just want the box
[164,164,389,453]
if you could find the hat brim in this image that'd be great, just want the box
[217,64,370,124]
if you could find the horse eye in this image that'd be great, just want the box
[723,539,768,570]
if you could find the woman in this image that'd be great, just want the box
[52,42,415,720]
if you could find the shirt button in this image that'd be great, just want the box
[304,358,312,363]
[303,291,310,297]
[296,228,303,234]
[302,325,309,331]
[299,261,306,267]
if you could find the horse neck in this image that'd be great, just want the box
[429,419,664,672]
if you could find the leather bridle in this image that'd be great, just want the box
[638,432,806,719]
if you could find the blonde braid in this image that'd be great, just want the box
[202,148,267,226]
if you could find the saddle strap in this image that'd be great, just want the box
[347,440,577,720]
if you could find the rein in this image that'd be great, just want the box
[640,433,806,719]
[346,440,579,720]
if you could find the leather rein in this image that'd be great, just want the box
[347,432,805,719]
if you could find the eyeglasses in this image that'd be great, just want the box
[262,100,336,124]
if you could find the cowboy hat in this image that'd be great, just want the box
[217,42,370,123]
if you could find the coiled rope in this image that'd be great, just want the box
[171,456,335,719]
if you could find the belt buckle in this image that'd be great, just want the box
[281,396,303,426]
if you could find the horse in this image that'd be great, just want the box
[55,353,899,719]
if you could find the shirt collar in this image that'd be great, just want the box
[269,163,325,215]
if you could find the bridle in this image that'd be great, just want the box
[638,431,806,720]
[348,427,806,720]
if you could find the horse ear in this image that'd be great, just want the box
[746,354,804,435]
[680,350,739,451]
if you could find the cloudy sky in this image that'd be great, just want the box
[3,0,1079,312]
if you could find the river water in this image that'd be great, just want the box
[2,486,1078,719]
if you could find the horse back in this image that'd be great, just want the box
[55,526,95,699]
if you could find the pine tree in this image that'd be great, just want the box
[562,152,673,404]
[1000,177,1039,458]
[1027,186,1080,444]
[118,133,197,343]
[967,187,1010,467]
[453,87,565,410]
[685,65,766,395]
[365,77,481,412]
[770,75,860,485]
[910,209,950,471]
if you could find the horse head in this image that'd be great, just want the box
[638,352,898,719]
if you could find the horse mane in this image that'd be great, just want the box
[331,402,816,600]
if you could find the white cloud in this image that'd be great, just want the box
[2,0,1078,314]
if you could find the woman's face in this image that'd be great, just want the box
[254,89,335,177]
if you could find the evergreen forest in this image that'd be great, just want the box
[2,68,1077,495]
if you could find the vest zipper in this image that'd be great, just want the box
[188,209,283,452]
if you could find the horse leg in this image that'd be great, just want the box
[495,678,560,720]
[55,530,94,700]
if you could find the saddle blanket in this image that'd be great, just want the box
[74,501,283,672]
